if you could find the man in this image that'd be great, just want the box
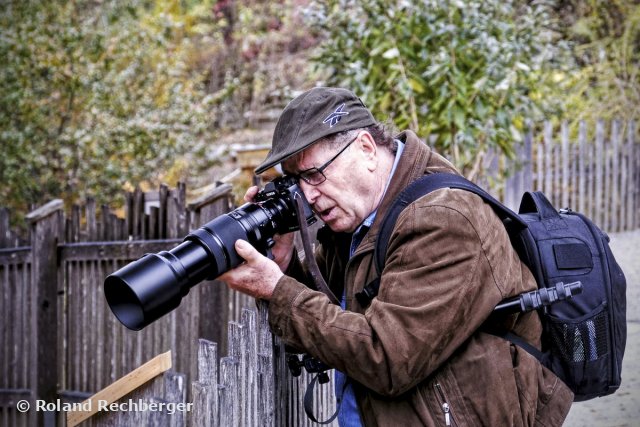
[220,87,573,426]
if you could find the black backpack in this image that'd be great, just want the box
[355,173,627,401]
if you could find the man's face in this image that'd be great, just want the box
[282,132,378,233]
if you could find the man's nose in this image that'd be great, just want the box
[299,180,320,205]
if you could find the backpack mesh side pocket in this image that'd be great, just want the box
[546,308,608,363]
[545,304,612,399]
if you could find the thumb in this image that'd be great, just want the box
[235,239,260,263]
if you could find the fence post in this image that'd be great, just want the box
[0,207,10,247]
[25,199,64,426]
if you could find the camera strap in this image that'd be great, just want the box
[304,372,343,424]
[293,192,340,305]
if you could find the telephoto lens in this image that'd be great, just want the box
[104,176,315,330]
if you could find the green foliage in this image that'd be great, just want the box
[309,0,566,175]
[204,0,321,130]
[554,0,640,127]
[7,0,636,224]
[0,0,217,216]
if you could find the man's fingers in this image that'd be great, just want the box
[244,186,260,203]
[218,240,281,300]
[235,239,261,263]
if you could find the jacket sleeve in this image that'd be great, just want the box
[268,191,525,397]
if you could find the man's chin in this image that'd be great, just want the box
[325,219,356,234]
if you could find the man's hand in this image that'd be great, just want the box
[244,186,296,271]
[218,185,298,300]
[218,239,283,300]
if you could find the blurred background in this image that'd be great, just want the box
[1,0,639,221]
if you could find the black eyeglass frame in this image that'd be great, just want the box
[287,133,359,186]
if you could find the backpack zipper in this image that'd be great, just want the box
[435,382,454,426]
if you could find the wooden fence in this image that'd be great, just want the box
[0,182,258,427]
[76,304,337,427]
[501,120,639,231]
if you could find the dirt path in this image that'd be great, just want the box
[564,229,640,427]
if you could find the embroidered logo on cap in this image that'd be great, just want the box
[323,103,349,128]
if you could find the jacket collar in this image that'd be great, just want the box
[351,130,458,255]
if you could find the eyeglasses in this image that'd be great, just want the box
[289,134,358,186]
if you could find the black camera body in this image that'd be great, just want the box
[104,176,316,331]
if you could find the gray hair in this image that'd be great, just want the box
[320,123,398,153]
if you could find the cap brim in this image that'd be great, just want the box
[254,141,317,175]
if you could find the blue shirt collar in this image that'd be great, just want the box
[350,140,405,255]
[361,140,404,228]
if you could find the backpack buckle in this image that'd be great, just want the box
[355,278,381,307]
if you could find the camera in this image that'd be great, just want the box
[287,354,331,383]
[104,176,316,331]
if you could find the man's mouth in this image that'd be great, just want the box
[316,206,335,221]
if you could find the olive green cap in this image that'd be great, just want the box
[255,87,376,174]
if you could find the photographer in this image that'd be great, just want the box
[219,87,573,426]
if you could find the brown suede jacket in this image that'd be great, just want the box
[268,131,574,426]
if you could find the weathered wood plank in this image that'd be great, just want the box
[544,122,553,197]
[552,141,560,206]
[612,120,621,232]
[81,260,90,391]
[1,264,9,391]
[578,121,587,214]
[570,135,578,209]
[587,136,596,220]
[67,351,172,427]
[604,126,612,231]
[0,208,10,248]
[177,182,188,236]
[86,198,98,241]
[219,356,239,427]
[241,309,259,426]
[0,389,32,407]
[595,120,605,228]
[626,121,637,229]
[28,201,64,426]
[522,126,534,194]
[561,122,569,208]
[627,121,640,229]
[149,206,159,240]
[620,123,630,231]
[22,262,33,392]
[95,260,106,393]
[188,183,234,212]
[192,381,216,427]
[164,371,187,427]
[125,191,134,240]
[133,187,144,241]
[167,192,179,240]
[25,199,64,223]
[0,248,30,264]
[536,137,543,192]
[159,184,169,239]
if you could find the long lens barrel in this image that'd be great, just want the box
[104,199,290,330]
[104,241,210,330]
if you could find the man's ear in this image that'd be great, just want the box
[357,131,378,171]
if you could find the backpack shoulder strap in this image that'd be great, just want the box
[374,173,526,275]
[356,173,527,307]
